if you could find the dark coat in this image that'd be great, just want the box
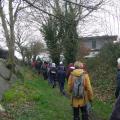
[49,67,57,80]
[109,95,120,120]
[115,69,120,98]
[57,68,66,83]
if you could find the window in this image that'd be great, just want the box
[92,39,96,49]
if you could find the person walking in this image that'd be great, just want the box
[49,63,57,88]
[115,58,120,98]
[67,61,93,120]
[31,59,37,72]
[35,58,42,75]
[57,66,66,95]
[41,61,48,80]
[109,95,120,120]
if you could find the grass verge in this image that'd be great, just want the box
[0,67,114,120]
[1,67,72,120]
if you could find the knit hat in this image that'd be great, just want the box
[117,58,120,64]
[74,61,83,68]
[60,61,63,64]
[51,63,56,67]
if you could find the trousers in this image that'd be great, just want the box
[73,105,89,120]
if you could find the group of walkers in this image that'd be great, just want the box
[31,58,67,95]
[31,57,120,120]
[31,58,93,120]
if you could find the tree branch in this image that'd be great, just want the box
[76,0,104,23]
[63,0,104,10]
[23,0,103,25]
[23,0,58,18]
[13,0,31,23]
[0,1,10,43]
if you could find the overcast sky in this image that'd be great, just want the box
[0,0,120,39]
[79,0,120,37]
[0,0,120,58]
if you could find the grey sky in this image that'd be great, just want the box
[79,0,120,36]
[0,0,120,47]
[0,0,120,58]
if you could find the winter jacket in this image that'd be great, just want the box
[57,67,66,83]
[67,69,93,107]
[109,95,120,120]
[49,67,57,79]
[115,69,120,98]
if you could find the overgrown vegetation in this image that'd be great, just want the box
[0,66,113,120]
[86,43,120,102]
[41,17,61,65]
[41,1,81,65]
[1,67,72,120]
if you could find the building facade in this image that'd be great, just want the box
[80,35,118,50]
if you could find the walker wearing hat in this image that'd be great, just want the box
[49,63,57,88]
[68,61,93,120]
[74,61,84,69]
[60,61,63,65]
[51,63,56,67]
[117,58,120,65]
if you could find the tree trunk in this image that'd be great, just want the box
[6,0,16,80]
[0,0,15,80]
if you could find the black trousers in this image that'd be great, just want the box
[73,106,89,120]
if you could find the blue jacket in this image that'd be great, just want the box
[115,69,120,98]
[49,67,57,79]
[57,67,66,83]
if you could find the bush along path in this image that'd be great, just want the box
[0,67,112,120]
[0,67,72,120]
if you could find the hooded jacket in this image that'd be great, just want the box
[68,69,93,107]
[57,66,66,83]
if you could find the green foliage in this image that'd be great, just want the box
[1,66,114,120]
[1,68,72,120]
[86,43,120,102]
[3,84,27,103]
[99,43,120,66]
[41,1,80,65]
[41,17,61,65]
[62,4,79,64]
[92,98,112,120]
[16,70,24,83]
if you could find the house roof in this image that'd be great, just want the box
[79,35,118,41]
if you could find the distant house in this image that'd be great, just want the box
[80,35,118,51]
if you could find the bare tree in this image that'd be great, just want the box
[21,0,104,64]
[0,0,28,79]
[15,17,44,63]
[15,21,30,62]
[23,0,104,22]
